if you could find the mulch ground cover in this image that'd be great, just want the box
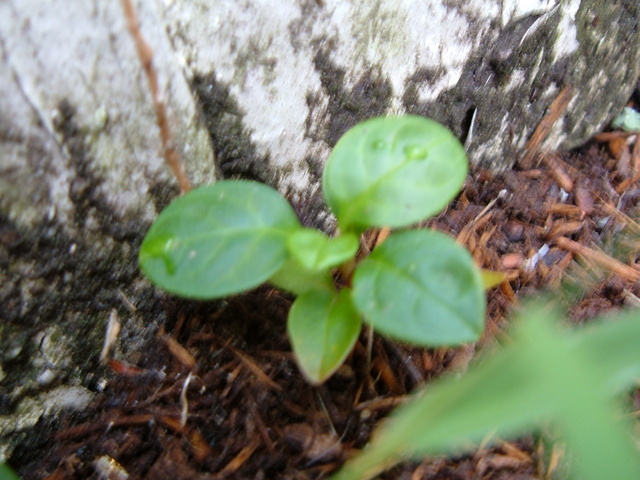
[13,83,640,480]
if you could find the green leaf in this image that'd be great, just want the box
[0,463,20,480]
[139,180,301,299]
[269,257,335,296]
[287,229,359,271]
[323,115,468,232]
[569,308,640,393]
[288,289,362,384]
[612,107,640,132]
[480,269,506,289]
[330,306,640,480]
[351,230,485,346]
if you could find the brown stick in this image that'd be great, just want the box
[229,345,282,391]
[593,131,638,142]
[217,440,260,477]
[543,153,573,192]
[519,86,573,169]
[554,236,640,283]
[121,0,192,193]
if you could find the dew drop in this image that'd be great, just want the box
[372,140,386,150]
[403,144,428,161]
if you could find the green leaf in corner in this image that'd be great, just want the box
[0,463,20,480]
[612,107,640,132]
[139,180,301,299]
[322,115,468,232]
[288,289,362,384]
[480,269,506,289]
[287,229,359,271]
[329,306,640,480]
[351,229,485,346]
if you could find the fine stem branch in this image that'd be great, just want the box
[121,0,192,193]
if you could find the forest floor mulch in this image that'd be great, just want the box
[15,89,640,480]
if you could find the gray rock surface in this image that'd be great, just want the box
[1,0,639,463]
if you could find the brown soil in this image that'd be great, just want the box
[13,94,640,480]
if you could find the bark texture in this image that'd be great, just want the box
[1,0,639,460]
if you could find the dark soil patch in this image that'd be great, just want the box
[13,112,640,480]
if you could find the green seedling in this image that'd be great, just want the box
[139,115,486,383]
[612,106,640,132]
[329,304,640,480]
[0,463,20,480]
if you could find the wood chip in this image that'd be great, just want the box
[92,456,129,480]
[476,453,530,475]
[632,135,640,171]
[159,329,196,370]
[502,253,524,270]
[554,236,640,282]
[608,136,629,159]
[615,169,640,194]
[188,429,213,463]
[519,86,573,169]
[217,440,260,477]
[547,203,582,217]
[282,423,341,461]
[545,443,565,479]
[575,186,594,216]
[501,441,533,462]
[543,153,573,192]
[354,395,408,412]
[593,131,636,142]
[546,221,583,239]
[229,346,282,391]
[371,355,404,395]
[100,309,121,364]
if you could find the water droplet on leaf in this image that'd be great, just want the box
[403,144,428,160]
[372,140,386,150]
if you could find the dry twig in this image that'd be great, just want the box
[217,440,260,477]
[158,328,197,369]
[554,236,640,283]
[121,0,191,193]
[520,86,573,169]
[542,153,573,192]
[229,345,282,391]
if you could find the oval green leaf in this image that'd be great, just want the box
[323,115,468,231]
[287,229,359,271]
[351,230,485,346]
[288,289,362,384]
[139,180,301,299]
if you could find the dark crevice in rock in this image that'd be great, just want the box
[311,46,393,148]
[53,101,142,242]
[191,71,334,230]
[147,181,181,214]
[404,11,567,170]
[1,104,166,434]
[0,202,166,461]
[191,73,272,185]
[0,209,162,376]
